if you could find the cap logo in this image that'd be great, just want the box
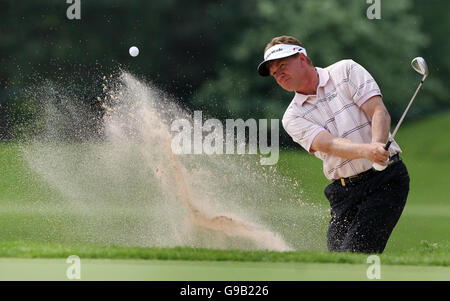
[265,47,284,60]
[263,44,307,61]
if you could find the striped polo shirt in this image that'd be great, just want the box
[282,59,402,181]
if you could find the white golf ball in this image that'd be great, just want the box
[129,46,139,57]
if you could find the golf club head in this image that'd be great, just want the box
[411,57,429,80]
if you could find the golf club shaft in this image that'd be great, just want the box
[384,78,425,150]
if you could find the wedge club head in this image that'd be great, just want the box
[411,57,429,81]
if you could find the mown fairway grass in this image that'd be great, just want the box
[1,258,448,281]
[0,112,449,280]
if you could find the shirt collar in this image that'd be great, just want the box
[293,67,330,105]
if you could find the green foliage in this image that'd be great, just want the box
[0,0,449,142]
[0,0,253,137]
[412,0,450,111]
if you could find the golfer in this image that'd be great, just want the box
[258,36,410,253]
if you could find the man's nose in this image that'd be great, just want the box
[276,72,284,81]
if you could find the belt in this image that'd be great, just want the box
[336,154,401,187]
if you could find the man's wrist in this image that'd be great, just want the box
[372,137,388,144]
[359,143,370,160]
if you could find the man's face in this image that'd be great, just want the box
[268,54,308,92]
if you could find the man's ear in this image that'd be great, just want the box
[297,53,308,65]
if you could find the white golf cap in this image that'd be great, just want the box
[257,44,307,77]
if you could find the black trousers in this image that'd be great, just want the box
[324,159,410,253]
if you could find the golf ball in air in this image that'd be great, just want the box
[129,46,139,57]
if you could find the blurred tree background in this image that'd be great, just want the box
[0,0,448,145]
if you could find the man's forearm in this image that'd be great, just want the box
[371,108,391,144]
[326,137,368,160]
[312,130,389,163]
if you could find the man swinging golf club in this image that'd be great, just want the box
[258,36,427,253]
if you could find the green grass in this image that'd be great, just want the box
[0,240,448,266]
[1,258,448,281]
[0,113,449,280]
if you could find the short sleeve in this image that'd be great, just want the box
[346,60,383,107]
[282,115,327,154]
